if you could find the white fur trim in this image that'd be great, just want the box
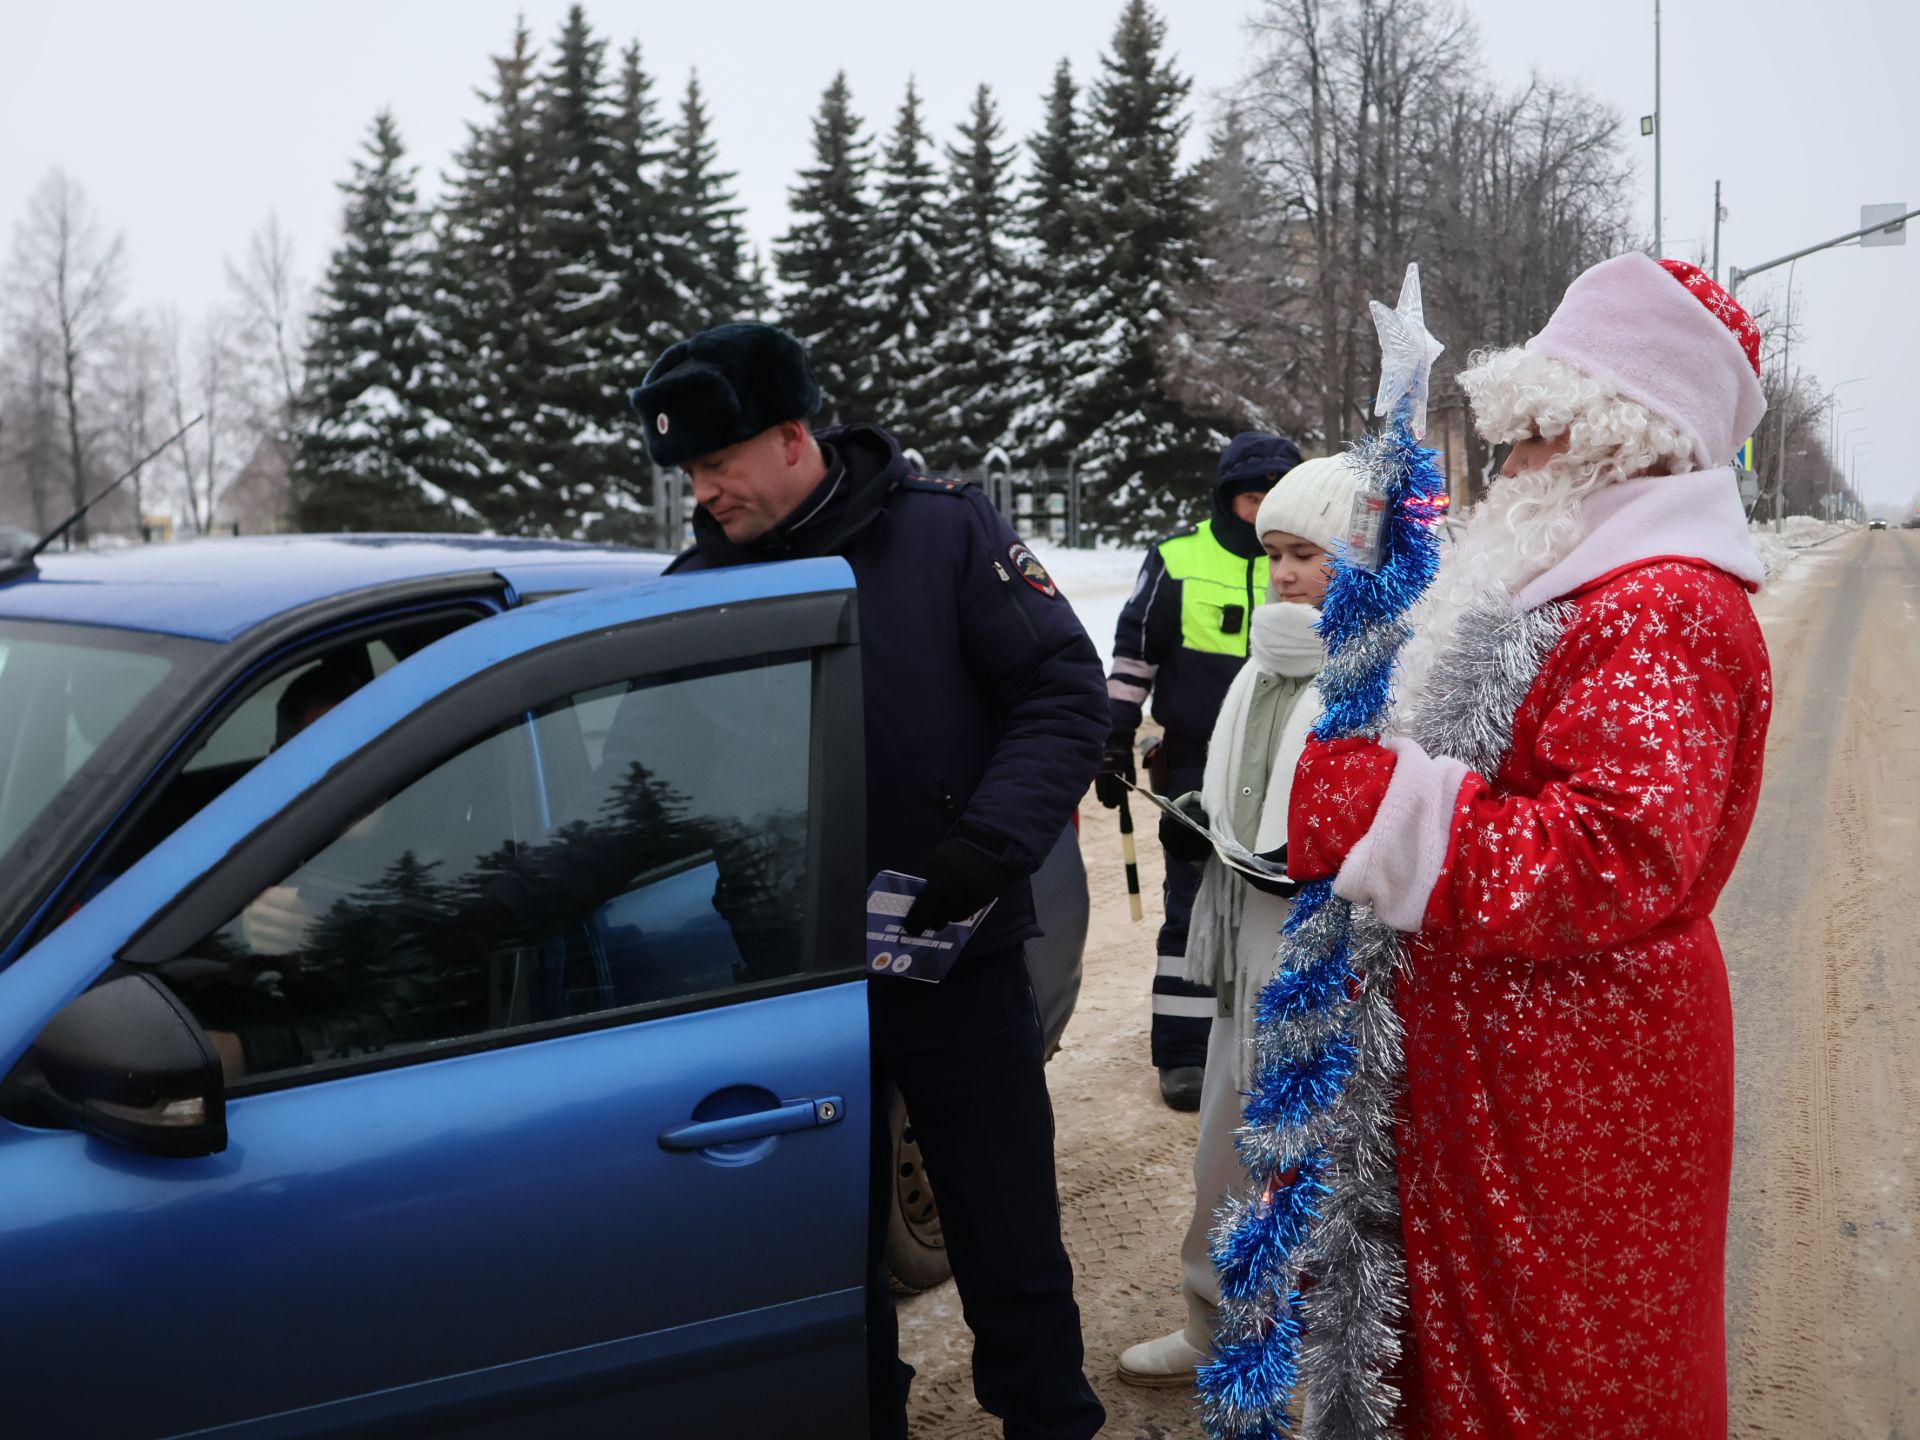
[1512,466,1763,611]
[1332,737,1469,934]
[1526,252,1766,468]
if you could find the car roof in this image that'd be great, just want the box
[0,534,673,642]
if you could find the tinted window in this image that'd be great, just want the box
[0,621,201,877]
[161,655,817,1082]
[183,617,470,776]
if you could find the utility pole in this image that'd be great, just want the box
[1770,259,1798,533]
[1712,180,1723,285]
[1654,0,1663,258]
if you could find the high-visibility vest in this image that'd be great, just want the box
[1157,527,1267,658]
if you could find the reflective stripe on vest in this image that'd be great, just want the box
[1158,528,1265,657]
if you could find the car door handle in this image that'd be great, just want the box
[658,1096,845,1152]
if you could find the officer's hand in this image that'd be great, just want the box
[1158,792,1214,866]
[1094,732,1137,809]
[903,838,1016,935]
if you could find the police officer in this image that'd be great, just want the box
[630,323,1108,1440]
[1093,431,1301,1110]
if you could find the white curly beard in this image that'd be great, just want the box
[1392,453,1612,733]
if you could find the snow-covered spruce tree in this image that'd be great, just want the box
[776,72,878,424]
[1161,105,1317,446]
[660,72,763,329]
[525,4,650,538]
[922,84,1020,472]
[294,111,487,533]
[1002,59,1100,475]
[607,41,681,358]
[432,19,549,532]
[1073,0,1215,541]
[865,80,946,442]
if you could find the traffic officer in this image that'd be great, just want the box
[1093,431,1301,1110]
[629,323,1109,1440]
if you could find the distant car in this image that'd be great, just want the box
[1870,518,1888,530]
[0,527,37,559]
[0,535,1089,1437]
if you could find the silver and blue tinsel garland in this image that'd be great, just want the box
[1197,403,1446,1440]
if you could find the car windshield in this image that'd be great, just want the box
[0,619,214,948]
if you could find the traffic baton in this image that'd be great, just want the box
[1116,793,1144,923]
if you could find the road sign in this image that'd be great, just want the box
[1862,204,1907,247]
[1736,468,1762,507]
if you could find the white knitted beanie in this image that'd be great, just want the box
[1255,453,1363,552]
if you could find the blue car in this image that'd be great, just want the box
[0,536,1085,1437]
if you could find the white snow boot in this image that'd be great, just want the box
[1116,1327,1208,1388]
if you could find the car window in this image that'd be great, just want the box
[184,617,468,775]
[157,653,817,1083]
[81,614,482,899]
[0,622,186,868]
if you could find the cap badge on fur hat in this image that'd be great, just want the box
[1658,260,1761,376]
[629,322,821,467]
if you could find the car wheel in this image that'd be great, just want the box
[886,1091,952,1294]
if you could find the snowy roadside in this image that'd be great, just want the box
[1029,541,1147,671]
[1748,516,1856,593]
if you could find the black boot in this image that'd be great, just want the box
[1159,1064,1204,1112]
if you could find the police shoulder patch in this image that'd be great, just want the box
[1008,542,1057,598]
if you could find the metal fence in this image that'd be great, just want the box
[645,457,1090,554]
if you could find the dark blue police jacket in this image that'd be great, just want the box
[665,424,1108,955]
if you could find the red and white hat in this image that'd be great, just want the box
[1526,253,1767,467]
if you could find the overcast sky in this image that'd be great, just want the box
[3,0,1911,507]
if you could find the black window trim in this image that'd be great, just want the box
[120,587,865,1092]
[2,569,515,964]
[28,598,502,957]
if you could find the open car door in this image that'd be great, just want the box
[0,559,869,1438]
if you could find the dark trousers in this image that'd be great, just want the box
[1150,757,1214,1070]
[865,947,1105,1440]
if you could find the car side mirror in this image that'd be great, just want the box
[2,973,227,1157]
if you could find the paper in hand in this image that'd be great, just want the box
[1123,780,1294,885]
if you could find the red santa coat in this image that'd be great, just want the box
[1291,468,1772,1439]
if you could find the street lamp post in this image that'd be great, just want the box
[1729,206,1918,295]
[1768,258,1800,531]
[1653,0,1662,259]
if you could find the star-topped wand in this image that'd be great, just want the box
[1197,264,1447,1440]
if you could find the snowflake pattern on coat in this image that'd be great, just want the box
[1391,558,1772,1439]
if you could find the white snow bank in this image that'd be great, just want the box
[1029,542,1147,673]
[1748,517,1852,586]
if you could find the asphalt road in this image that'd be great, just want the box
[901,529,1919,1438]
[1718,529,1920,1438]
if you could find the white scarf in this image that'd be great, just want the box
[1183,604,1323,999]
[1200,604,1321,855]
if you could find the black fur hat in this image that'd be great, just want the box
[629,322,823,466]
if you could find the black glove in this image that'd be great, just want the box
[1245,845,1300,899]
[903,836,1017,935]
[1158,794,1214,866]
[1094,731,1136,809]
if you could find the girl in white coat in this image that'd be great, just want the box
[1117,454,1365,1387]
